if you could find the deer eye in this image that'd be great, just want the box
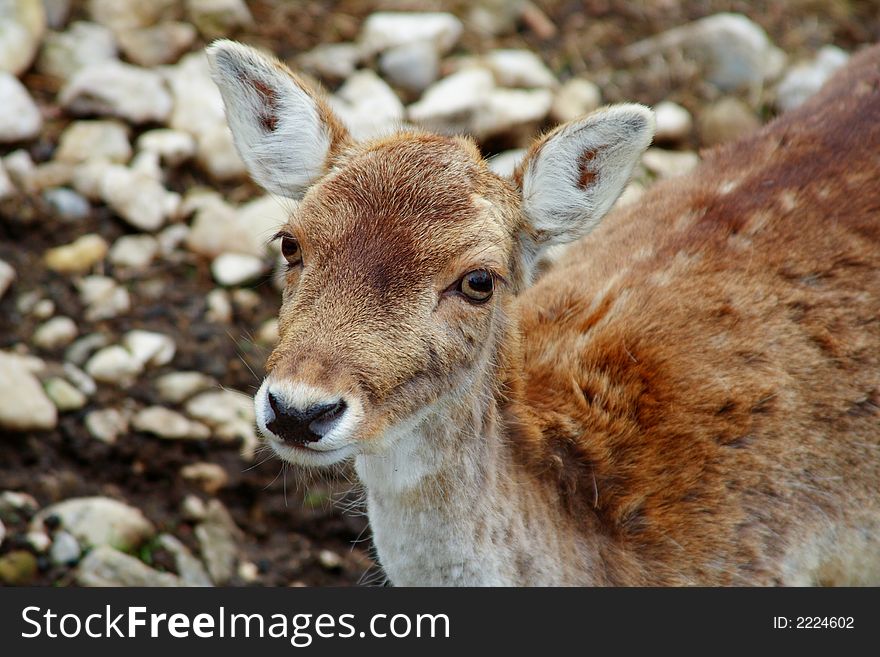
[458,269,494,303]
[280,236,302,266]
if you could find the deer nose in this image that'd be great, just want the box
[265,393,348,445]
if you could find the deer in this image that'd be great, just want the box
[207,39,880,586]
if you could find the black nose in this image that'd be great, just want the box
[266,393,347,445]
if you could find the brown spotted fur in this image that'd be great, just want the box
[509,44,880,584]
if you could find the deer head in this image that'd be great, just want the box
[208,40,654,467]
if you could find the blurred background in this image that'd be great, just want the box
[1,0,878,587]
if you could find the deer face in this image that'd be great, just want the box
[208,40,654,467]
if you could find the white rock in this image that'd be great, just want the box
[32,298,54,318]
[616,181,646,208]
[132,406,211,440]
[211,252,266,287]
[26,530,50,552]
[157,223,190,256]
[180,494,207,521]
[360,12,463,57]
[194,500,241,584]
[76,545,181,586]
[776,45,849,113]
[238,560,259,583]
[44,376,87,411]
[231,288,259,313]
[0,73,42,143]
[85,345,143,386]
[84,407,128,443]
[0,161,15,200]
[136,129,196,167]
[299,43,360,81]
[43,188,90,221]
[623,13,786,92]
[185,192,265,258]
[1,351,45,375]
[64,332,108,366]
[195,124,247,181]
[62,362,96,396]
[550,78,601,124]
[185,0,252,39]
[100,164,181,232]
[379,41,439,93]
[0,351,57,431]
[642,148,700,179]
[55,120,131,164]
[33,316,77,350]
[255,317,279,346]
[49,530,81,565]
[654,101,693,142]
[408,68,495,135]
[163,51,225,135]
[70,158,111,200]
[2,148,34,192]
[43,233,108,274]
[487,148,526,178]
[205,287,232,323]
[0,259,14,300]
[33,497,154,550]
[108,234,159,270]
[60,61,173,124]
[37,20,117,81]
[25,161,74,192]
[318,549,342,570]
[185,389,255,443]
[413,76,549,141]
[479,87,552,140]
[156,533,212,586]
[0,0,46,75]
[467,0,524,37]
[87,0,177,35]
[163,52,246,181]
[155,371,216,404]
[329,70,405,141]
[129,149,163,181]
[78,275,130,321]
[698,97,760,146]
[485,49,558,89]
[122,330,176,368]
[117,21,197,67]
[180,462,228,494]
[236,195,291,251]
[0,491,39,514]
[42,0,69,29]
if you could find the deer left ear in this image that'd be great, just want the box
[515,104,654,248]
[207,39,350,199]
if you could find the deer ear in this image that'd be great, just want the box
[515,104,654,248]
[207,39,350,199]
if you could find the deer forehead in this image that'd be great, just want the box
[289,134,518,277]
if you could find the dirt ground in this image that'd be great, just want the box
[1,0,879,586]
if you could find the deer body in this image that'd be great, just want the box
[209,41,880,586]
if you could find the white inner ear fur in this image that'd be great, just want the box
[521,104,655,248]
[207,39,334,199]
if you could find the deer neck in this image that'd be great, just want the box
[354,332,599,586]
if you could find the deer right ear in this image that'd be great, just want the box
[207,40,350,199]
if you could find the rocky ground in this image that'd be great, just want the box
[1,0,878,587]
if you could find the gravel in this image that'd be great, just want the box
[0,73,42,143]
[0,352,57,431]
